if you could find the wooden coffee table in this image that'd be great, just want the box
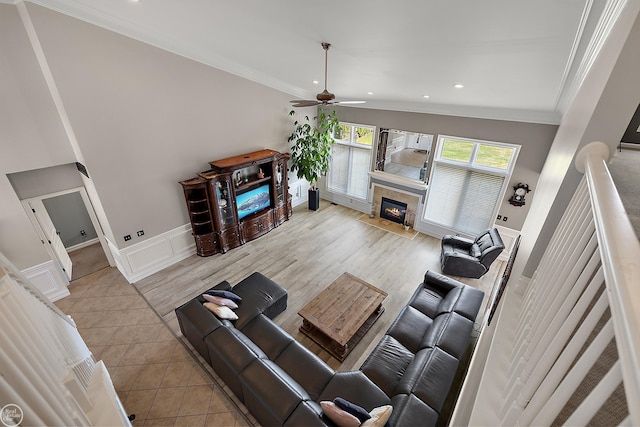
[298,273,388,361]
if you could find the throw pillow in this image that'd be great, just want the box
[205,289,242,303]
[320,401,360,427]
[334,397,371,423]
[202,294,239,309]
[361,405,393,427]
[203,302,238,320]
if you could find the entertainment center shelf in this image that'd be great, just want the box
[180,149,291,256]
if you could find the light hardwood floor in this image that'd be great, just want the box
[135,201,505,372]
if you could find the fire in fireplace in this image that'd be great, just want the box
[380,197,407,224]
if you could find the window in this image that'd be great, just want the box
[327,123,374,199]
[423,136,518,234]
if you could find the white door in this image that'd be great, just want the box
[27,199,73,281]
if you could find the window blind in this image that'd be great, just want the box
[425,163,504,234]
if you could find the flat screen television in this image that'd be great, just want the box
[236,184,271,220]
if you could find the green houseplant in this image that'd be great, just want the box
[288,109,339,210]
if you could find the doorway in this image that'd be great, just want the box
[22,187,113,281]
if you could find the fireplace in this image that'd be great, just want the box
[380,197,407,224]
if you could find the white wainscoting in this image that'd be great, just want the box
[288,177,311,208]
[21,260,70,302]
[107,224,195,283]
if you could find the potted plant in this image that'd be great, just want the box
[288,109,339,210]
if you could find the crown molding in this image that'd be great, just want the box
[556,0,631,114]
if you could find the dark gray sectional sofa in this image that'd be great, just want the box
[175,270,483,426]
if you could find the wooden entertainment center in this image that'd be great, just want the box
[179,149,291,256]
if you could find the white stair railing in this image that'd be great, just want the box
[459,141,640,426]
[0,252,131,426]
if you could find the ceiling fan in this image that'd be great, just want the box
[290,42,365,108]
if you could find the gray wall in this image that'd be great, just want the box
[26,2,295,249]
[332,106,558,231]
[8,164,84,200]
[0,3,296,269]
[42,192,98,248]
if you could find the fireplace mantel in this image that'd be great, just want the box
[369,171,427,193]
[368,171,426,223]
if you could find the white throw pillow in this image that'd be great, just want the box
[203,302,238,320]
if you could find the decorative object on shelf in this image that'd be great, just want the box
[508,183,531,206]
[276,164,282,185]
[288,108,339,211]
[257,168,265,179]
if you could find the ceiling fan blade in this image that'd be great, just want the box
[290,100,320,107]
[335,100,366,105]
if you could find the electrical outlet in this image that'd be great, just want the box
[124,234,131,241]
[503,216,508,221]
[497,215,502,220]
[137,230,144,237]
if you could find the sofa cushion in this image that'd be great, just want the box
[275,340,335,401]
[240,358,311,427]
[476,233,494,252]
[411,346,460,413]
[284,400,325,427]
[242,314,294,359]
[387,393,439,427]
[392,348,432,395]
[419,314,449,350]
[232,271,288,328]
[433,312,474,359]
[359,335,414,397]
[175,298,224,363]
[386,306,434,353]
[205,325,267,401]
[454,285,486,321]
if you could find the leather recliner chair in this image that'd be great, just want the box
[440,228,505,278]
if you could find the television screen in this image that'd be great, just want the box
[236,184,271,220]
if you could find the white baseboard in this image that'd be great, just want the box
[67,238,100,252]
[21,260,70,302]
[107,224,195,283]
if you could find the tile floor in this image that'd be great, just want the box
[54,267,251,427]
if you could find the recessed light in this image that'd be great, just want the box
[423,95,430,99]
[312,80,319,85]
[367,92,374,95]
[454,84,464,89]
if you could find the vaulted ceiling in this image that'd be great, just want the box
[28,0,609,124]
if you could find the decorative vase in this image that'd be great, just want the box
[308,188,320,211]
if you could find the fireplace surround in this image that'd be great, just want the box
[380,197,407,224]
